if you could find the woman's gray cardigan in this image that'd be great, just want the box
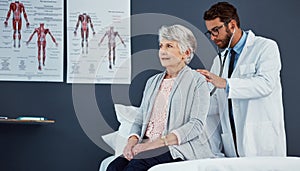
[130,66,214,160]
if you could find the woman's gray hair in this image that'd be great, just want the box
[158,24,197,64]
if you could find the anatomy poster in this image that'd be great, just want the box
[67,0,131,84]
[0,0,63,82]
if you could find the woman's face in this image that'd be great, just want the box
[159,39,186,68]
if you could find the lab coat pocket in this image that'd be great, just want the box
[244,122,276,156]
[239,63,256,78]
[221,133,237,157]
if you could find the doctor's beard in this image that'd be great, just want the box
[215,28,233,49]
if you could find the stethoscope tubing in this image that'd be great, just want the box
[210,50,228,96]
[209,28,235,96]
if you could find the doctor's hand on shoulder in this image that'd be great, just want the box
[197,69,226,89]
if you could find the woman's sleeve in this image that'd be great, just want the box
[171,78,210,145]
[129,76,154,138]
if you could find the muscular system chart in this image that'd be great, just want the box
[0,0,64,82]
[67,0,131,84]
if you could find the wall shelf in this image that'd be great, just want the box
[0,119,55,125]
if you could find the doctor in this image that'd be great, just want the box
[198,2,286,157]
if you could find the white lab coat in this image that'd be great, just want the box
[209,30,286,157]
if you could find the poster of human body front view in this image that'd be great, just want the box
[0,0,63,82]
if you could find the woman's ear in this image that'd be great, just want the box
[183,49,191,59]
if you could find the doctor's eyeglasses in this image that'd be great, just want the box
[205,19,232,38]
[205,24,225,38]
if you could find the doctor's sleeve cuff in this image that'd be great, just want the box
[226,78,230,93]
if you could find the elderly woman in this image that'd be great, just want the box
[107,24,214,171]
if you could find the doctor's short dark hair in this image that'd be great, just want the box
[203,1,240,28]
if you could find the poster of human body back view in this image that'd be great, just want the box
[67,0,131,84]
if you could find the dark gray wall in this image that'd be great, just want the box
[0,0,299,171]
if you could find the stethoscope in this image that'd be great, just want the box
[210,28,236,96]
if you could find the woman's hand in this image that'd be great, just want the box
[132,143,151,155]
[124,133,179,159]
[123,136,138,161]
